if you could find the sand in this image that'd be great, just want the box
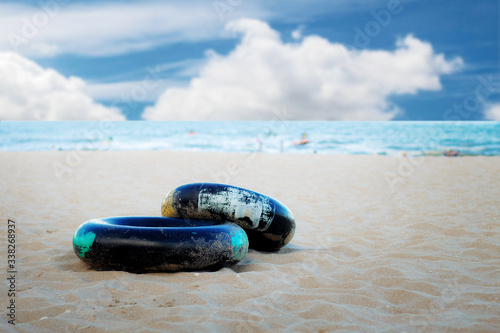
[1,151,499,332]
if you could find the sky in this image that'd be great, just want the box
[0,0,498,121]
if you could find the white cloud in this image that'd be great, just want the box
[83,80,180,103]
[0,1,266,57]
[291,25,305,40]
[0,52,125,120]
[484,103,500,121]
[0,0,390,58]
[143,19,463,120]
[83,59,206,102]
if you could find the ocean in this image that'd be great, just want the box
[1,121,499,156]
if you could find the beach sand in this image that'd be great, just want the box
[1,151,499,332]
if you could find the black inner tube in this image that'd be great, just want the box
[73,216,248,272]
[162,183,296,251]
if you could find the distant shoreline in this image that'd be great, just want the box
[2,121,499,155]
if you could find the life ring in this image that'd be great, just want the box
[161,183,295,251]
[72,216,248,271]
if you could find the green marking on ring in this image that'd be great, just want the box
[230,229,248,261]
[73,230,96,258]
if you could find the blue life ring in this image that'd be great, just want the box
[73,216,248,271]
[161,183,295,251]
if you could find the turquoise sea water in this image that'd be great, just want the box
[1,121,499,156]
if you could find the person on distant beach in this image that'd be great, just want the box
[256,137,263,152]
[444,149,460,157]
[293,133,310,146]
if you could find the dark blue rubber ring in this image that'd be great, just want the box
[73,216,248,271]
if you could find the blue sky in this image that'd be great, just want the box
[0,0,498,120]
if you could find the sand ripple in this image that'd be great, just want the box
[1,152,499,332]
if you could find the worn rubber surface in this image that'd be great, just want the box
[73,216,248,271]
[162,183,295,251]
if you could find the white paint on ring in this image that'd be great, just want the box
[198,187,275,231]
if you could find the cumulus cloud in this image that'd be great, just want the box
[0,52,125,120]
[83,80,178,103]
[83,59,205,102]
[143,19,463,120]
[484,104,500,121]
